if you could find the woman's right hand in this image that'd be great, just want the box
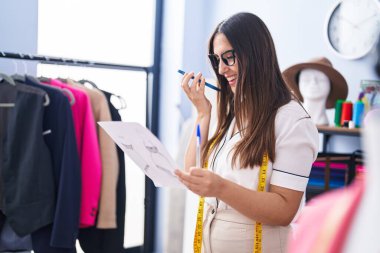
[181,72,211,117]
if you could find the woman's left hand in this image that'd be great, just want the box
[175,168,223,197]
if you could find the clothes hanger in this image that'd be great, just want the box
[43,94,50,107]
[35,76,72,106]
[38,76,51,83]
[11,61,25,81]
[78,79,99,88]
[11,73,26,83]
[78,79,127,110]
[110,93,127,110]
[115,94,127,110]
[0,71,16,107]
[10,61,50,107]
[0,73,16,86]
[10,73,50,107]
[57,77,68,83]
[0,61,48,107]
[53,78,76,105]
[9,59,25,81]
[61,88,76,106]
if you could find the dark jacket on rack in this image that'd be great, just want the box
[17,76,81,251]
[0,81,12,210]
[0,81,55,236]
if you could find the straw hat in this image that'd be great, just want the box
[282,57,348,109]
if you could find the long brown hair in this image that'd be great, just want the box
[202,12,291,168]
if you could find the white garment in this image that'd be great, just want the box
[202,205,290,253]
[204,100,319,252]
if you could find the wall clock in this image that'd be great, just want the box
[326,0,380,60]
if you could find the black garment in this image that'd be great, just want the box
[19,76,81,251]
[0,80,14,212]
[31,225,76,253]
[1,82,55,236]
[0,213,4,235]
[0,211,32,252]
[78,90,126,253]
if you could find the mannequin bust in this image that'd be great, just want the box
[283,57,348,126]
[298,68,331,125]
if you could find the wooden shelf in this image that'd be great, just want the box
[316,126,362,189]
[317,125,361,137]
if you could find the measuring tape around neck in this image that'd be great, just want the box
[193,139,268,253]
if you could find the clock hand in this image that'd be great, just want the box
[356,14,379,26]
[339,15,359,29]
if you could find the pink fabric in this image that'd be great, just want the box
[356,164,365,173]
[313,161,365,173]
[313,161,348,170]
[46,79,102,227]
[288,176,364,253]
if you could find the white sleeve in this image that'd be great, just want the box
[270,117,319,191]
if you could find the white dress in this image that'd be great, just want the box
[202,100,319,253]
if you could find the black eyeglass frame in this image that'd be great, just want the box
[208,49,236,69]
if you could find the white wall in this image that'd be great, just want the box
[0,0,38,75]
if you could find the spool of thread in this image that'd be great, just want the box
[334,99,344,127]
[353,100,365,127]
[341,101,353,126]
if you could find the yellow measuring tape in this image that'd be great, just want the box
[254,153,268,253]
[193,139,268,253]
[193,137,218,253]
[193,186,205,253]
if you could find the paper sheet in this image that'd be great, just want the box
[98,121,184,188]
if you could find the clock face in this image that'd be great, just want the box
[326,0,380,59]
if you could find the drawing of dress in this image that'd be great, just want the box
[144,140,176,179]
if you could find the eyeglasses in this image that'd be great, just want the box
[208,49,236,69]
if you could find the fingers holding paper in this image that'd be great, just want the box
[175,168,223,197]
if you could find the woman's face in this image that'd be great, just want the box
[213,33,239,94]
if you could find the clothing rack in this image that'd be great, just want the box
[317,151,363,187]
[1,50,159,253]
[0,50,154,130]
[0,51,152,73]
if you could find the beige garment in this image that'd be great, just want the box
[67,79,119,228]
[202,205,290,253]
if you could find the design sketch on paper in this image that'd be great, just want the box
[144,140,176,178]
[99,121,182,188]
[118,129,177,179]
[135,127,177,179]
[119,140,151,173]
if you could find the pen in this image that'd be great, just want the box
[196,124,201,168]
[178,69,221,92]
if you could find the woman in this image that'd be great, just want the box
[175,12,319,253]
